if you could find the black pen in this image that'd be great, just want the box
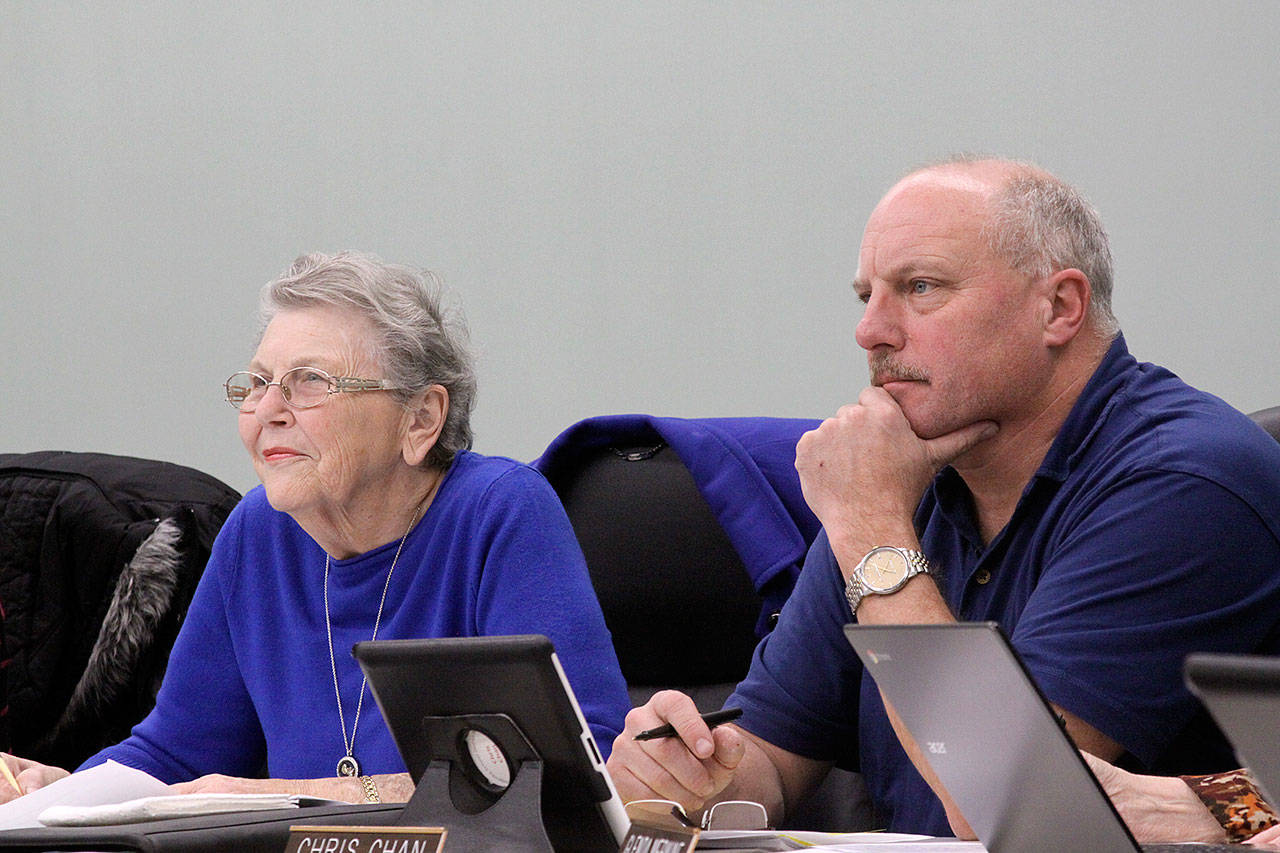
[633,707,743,741]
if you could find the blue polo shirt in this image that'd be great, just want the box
[729,336,1280,835]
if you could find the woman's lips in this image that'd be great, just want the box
[261,446,305,462]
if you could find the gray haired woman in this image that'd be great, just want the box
[1,251,628,806]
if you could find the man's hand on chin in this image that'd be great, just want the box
[795,387,997,541]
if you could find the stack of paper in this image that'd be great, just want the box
[0,761,341,830]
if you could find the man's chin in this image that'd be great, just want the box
[902,411,991,443]
[897,407,942,439]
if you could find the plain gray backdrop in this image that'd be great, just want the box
[3,2,1277,496]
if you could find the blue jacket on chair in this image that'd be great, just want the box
[533,414,822,636]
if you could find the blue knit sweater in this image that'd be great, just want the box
[83,450,629,782]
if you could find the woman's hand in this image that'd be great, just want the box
[170,771,415,803]
[1081,751,1226,844]
[0,754,70,803]
[1248,823,1280,848]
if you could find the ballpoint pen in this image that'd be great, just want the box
[633,707,743,741]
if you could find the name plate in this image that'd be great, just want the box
[619,821,699,853]
[284,825,447,853]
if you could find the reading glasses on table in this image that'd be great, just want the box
[224,367,402,412]
[624,799,769,832]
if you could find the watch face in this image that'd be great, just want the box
[861,548,908,592]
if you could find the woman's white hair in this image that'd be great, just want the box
[259,251,476,469]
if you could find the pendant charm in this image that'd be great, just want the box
[337,755,360,777]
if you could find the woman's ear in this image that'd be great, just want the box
[401,385,449,467]
[1042,268,1091,348]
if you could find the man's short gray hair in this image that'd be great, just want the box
[986,169,1119,338]
[259,251,476,470]
[921,155,1120,339]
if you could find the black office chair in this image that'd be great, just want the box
[534,415,873,830]
[547,441,762,710]
[1249,405,1280,443]
[0,451,241,769]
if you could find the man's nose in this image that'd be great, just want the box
[855,288,904,351]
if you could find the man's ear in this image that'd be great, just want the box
[402,385,449,467]
[1041,268,1091,348]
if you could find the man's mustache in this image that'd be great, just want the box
[868,353,929,386]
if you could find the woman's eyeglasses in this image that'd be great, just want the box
[224,367,401,412]
[623,799,769,832]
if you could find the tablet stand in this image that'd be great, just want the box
[397,713,555,853]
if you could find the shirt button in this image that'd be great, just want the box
[974,569,992,585]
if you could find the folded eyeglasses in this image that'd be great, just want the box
[624,798,769,832]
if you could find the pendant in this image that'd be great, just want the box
[337,755,360,777]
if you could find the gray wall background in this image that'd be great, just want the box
[3,2,1276,496]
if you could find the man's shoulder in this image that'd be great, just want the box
[1072,369,1280,538]
[1088,362,1279,476]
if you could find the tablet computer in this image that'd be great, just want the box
[353,634,629,852]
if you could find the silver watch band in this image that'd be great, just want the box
[845,547,932,616]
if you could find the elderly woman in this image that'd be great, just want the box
[0,251,629,805]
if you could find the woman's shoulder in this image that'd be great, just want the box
[440,450,559,508]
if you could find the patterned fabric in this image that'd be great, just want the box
[1181,768,1280,843]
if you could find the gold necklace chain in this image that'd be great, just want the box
[324,498,426,778]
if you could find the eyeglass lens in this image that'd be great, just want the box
[703,800,769,830]
[623,800,696,831]
[225,367,333,411]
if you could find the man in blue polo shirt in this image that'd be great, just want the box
[606,156,1280,837]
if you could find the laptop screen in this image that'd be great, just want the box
[845,622,1139,853]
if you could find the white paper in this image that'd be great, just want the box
[0,761,169,829]
[801,843,986,852]
[0,760,345,830]
[696,829,986,852]
[39,792,341,826]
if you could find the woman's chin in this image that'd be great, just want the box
[258,477,318,517]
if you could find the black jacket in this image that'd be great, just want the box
[0,451,241,769]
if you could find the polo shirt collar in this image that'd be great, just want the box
[928,334,1135,538]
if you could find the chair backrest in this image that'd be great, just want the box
[552,443,761,709]
[535,415,821,709]
[1250,405,1280,443]
[0,451,241,769]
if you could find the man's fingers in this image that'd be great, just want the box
[710,726,746,772]
[609,692,737,810]
[642,691,717,758]
[619,737,717,804]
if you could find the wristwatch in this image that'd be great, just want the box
[845,546,933,616]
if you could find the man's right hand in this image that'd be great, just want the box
[0,753,70,803]
[606,691,746,815]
